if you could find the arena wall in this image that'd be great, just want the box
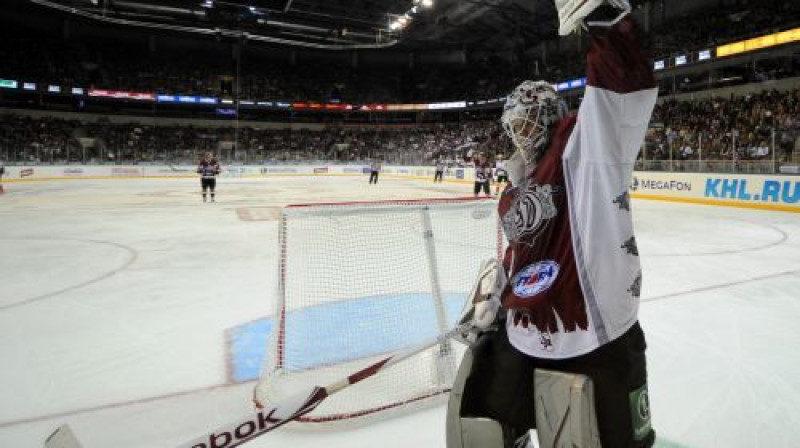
[2,165,798,212]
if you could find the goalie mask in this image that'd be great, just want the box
[501,80,566,166]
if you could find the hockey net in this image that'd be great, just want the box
[255,197,504,428]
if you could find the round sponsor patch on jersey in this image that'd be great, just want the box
[511,261,560,298]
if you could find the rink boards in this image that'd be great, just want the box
[3,164,799,212]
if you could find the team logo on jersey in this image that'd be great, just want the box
[502,181,560,245]
[511,261,560,298]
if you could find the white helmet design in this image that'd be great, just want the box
[501,80,566,164]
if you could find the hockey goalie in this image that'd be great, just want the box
[447,1,658,447]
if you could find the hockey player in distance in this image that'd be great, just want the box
[473,152,493,197]
[368,158,382,184]
[197,152,221,202]
[434,159,446,183]
[0,159,5,194]
[493,154,508,196]
[448,1,657,447]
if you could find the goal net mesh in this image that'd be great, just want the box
[256,198,504,428]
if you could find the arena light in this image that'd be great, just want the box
[387,0,433,33]
[390,16,408,30]
[428,101,466,110]
[717,27,800,58]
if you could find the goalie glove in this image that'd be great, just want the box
[455,258,507,344]
[555,0,631,36]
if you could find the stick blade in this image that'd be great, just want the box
[45,425,84,448]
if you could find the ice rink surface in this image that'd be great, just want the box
[1,175,799,448]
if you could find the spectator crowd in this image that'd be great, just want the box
[643,88,800,169]
[2,87,799,172]
[0,115,503,166]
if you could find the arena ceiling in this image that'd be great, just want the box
[21,0,572,51]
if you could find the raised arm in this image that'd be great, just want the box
[570,6,658,164]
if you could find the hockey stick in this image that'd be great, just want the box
[177,321,471,448]
[43,324,471,448]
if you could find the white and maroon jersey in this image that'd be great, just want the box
[370,161,382,172]
[474,162,492,183]
[499,16,657,360]
[197,159,220,178]
[435,161,446,172]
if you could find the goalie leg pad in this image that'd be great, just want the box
[451,418,506,448]
[534,369,601,448]
[448,329,537,448]
[446,338,475,448]
[447,343,506,448]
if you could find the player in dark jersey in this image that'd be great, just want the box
[0,160,5,194]
[448,1,657,447]
[197,152,221,202]
[473,152,492,197]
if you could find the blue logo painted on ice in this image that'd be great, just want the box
[512,261,560,298]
